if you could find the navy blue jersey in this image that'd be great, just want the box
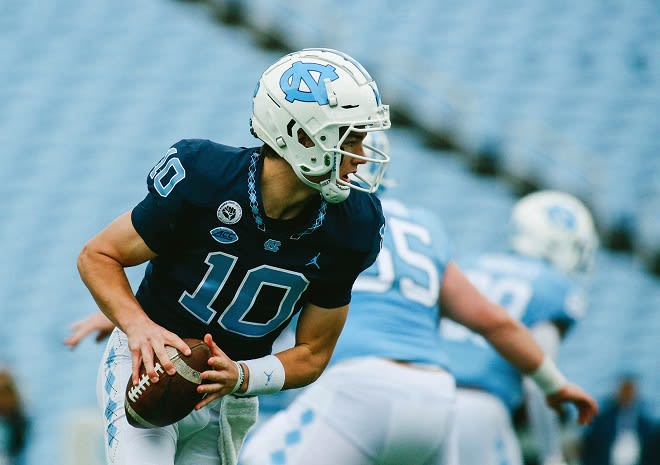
[131,139,384,360]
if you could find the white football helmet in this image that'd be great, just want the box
[251,48,391,203]
[510,190,599,273]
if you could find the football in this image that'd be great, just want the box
[124,338,211,428]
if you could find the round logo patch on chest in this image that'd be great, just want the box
[217,200,242,224]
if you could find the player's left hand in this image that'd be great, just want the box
[195,333,243,410]
[65,312,115,349]
[546,383,599,425]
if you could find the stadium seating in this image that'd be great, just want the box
[216,0,660,271]
[0,0,658,463]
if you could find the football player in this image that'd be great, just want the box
[70,133,599,465]
[75,48,391,465]
[440,190,599,465]
[236,134,598,465]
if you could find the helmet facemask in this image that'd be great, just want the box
[354,131,396,194]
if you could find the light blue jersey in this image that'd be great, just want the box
[441,253,586,411]
[331,198,452,368]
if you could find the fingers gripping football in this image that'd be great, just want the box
[127,325,192,385]
[124,338,210,428]
[195,333,245,409]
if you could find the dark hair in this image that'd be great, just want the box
[260,144,279,159]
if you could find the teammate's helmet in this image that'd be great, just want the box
[251,48,391,203]
[510,190,599,273]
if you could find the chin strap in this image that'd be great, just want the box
[320,179,350,203]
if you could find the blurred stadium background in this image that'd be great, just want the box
[0,0,657,464]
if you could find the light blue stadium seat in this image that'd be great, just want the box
[2,2,660,465]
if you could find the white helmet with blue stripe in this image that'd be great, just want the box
[510,190,599,273]
[251,48,391,203]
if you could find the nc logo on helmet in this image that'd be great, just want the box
[280,61,339,105]
[546,205,576,230]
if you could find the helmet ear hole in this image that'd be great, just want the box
[297,128,315,149]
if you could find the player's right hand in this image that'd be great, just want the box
[195,333,243,409]
[546,382,599,425]
[124,319,192,385]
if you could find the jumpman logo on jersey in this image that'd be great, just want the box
[306,252,321,269]
[264,370,274,385]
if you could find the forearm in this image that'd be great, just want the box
[443,261,545,373]
[275,342,332,389]
[77,245,149,333]
[482,316,545,374]
[232,342,331,398]
[238,304,346,394]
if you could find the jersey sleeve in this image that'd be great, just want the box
[306,266,362,309]
[131,139,205,254]
[306,198,386,309]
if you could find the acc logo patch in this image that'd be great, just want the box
[280,61,339,105]
[210,227,238,244]
[217,200,242,224]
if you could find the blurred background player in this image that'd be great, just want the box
[238,132,598,465]
[440,190,599,465]
[0,366,29,465]
[76,48,390,465]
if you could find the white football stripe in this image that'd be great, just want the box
[165,346,203,384]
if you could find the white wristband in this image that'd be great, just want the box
[229,361,245,395]
[530,356,567,395]
[239,355,285,396]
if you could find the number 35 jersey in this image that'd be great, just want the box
[440,253,586,411]
[131,139,384,360]
[331,198,452,369]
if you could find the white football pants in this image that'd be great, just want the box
[240,357,458,465]
[96,329,258,465]
[454,388,523,465]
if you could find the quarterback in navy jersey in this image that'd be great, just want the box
[70,135,600,465]
[76,48,390,465]
[132,138,384,361]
